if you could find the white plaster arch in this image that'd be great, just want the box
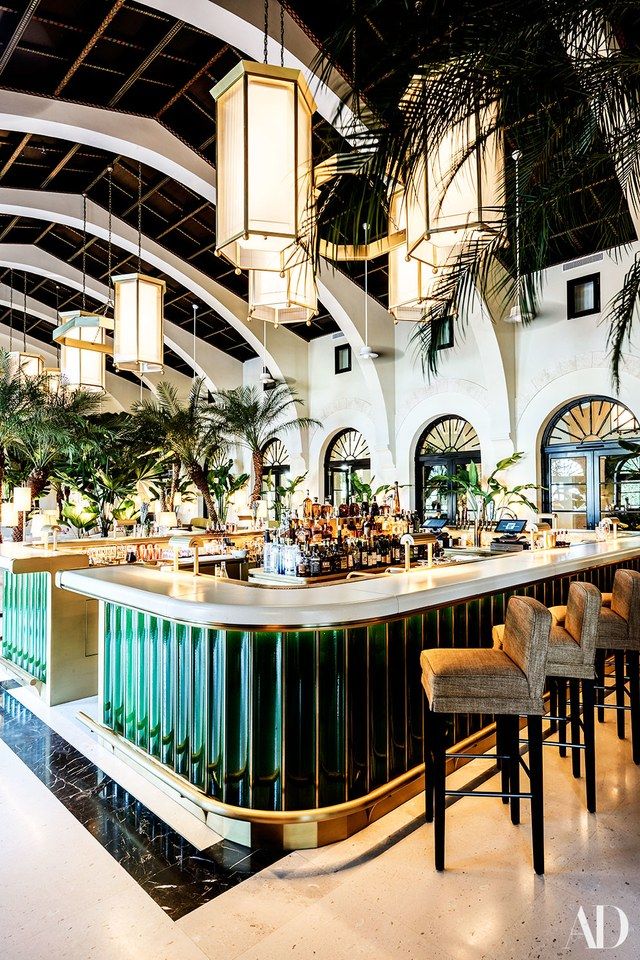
[395,388,509,510]
[307,405,389,499]
[517,360,640,493]
[0,244,220,393]
[465,289,513,445]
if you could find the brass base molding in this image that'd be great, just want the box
[78,710,498,849]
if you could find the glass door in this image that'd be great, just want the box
[548,453,589,528]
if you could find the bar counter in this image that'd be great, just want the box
[58,535,640,848]
[0,544,98,705]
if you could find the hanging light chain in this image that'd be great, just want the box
[137,161,143,273]
[8,267,13,351]
[352,0,358,112]
[263,0,269,64]
[512,149,522,309]
[363,222,369,345]
[82,193,87,310]
[107,164,113,297]
[55,283,60,362]
[280,1,285,67]
[22,271,27,351]
[192,303,198,381]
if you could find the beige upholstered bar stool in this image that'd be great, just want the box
[493,582,601,812]
[552,570,640,764]
[421,596,552,875]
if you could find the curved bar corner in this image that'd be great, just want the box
[59,536,640,848]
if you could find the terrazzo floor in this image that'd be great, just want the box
[1,663,639,960]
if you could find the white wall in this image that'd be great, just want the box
[279,241,640,516]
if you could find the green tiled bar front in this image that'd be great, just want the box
[2,570,48,683]
[101,556,639,812]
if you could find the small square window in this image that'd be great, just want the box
[567,274,601,319]
[434,315,454,350]
[335,343,352,374]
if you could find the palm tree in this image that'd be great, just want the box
[0,351,44,542]
[213,384,319,502]
[313,1,640,382]
[132,379,224,523]
[10,383,102,541]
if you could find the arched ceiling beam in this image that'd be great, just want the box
[0,243,236,393]
[0,90,216,202]
[0,97,388,405]
[0,189,307,386]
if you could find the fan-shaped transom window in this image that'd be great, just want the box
[415,416,481,521]
[545,398,640,447]
[262,438,289,468]
[419,416,480,456]
[327,429,371,464]
[543,396,640,530]
[324,429,371,506]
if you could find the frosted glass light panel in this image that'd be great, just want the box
[405,100,503,260]
[43,367,61,394]
[8,352,44,379]
[211,61,316,272]
[113,273,165,373]
[55,310,112,394]
[388,189,445,322]
[248,258,317,326]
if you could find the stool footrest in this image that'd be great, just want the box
[445,789,533,800]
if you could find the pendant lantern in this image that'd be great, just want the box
[112,164,165,373]
[211,61,316,273]
[388,189,449,322]
[54,311,113,393]
[404,89,503,260]
[248,258,317,327]
[112,273,165,372]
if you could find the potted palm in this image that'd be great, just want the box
[132,379,224,525]
[423,453,541,546]
[212,384,319,502]
[207,459,250,526]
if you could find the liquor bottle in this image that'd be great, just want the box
[303,490,313,520]
[297,548,309,578]
[338,501,349,519]
[370,495,380,519]
[311,497,322,520]
[393,481,401,515]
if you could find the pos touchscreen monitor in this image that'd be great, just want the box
[494,518,527,535]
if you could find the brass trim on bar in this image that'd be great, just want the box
[0,655,41,690]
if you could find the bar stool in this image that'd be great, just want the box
[550,570,640,764]
[494,582,601,812]
[421,596,552,875]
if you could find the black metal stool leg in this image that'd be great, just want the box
[423,695,434,822]
[569,678,581,779]
[433,711,447,871]
[508,715,520,826]
[582,678,596,813]
[595,649,606,723]
[615,650,626,740]
[549,679,558,736]
[558,678,568,757]
[496,716,509,805]
[627,651,640,766]
[528,714,545,876]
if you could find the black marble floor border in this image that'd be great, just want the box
[0,681,282,920]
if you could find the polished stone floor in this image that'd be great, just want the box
[1,664,639,960]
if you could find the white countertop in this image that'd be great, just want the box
[0,543,89,574]
[56,535,640,629]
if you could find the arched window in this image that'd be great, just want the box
[261,438,290,501]
[324,429,371,507]
[542,396,640,529]
[415,416,481,521]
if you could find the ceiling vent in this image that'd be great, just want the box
[562,252,604,272]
